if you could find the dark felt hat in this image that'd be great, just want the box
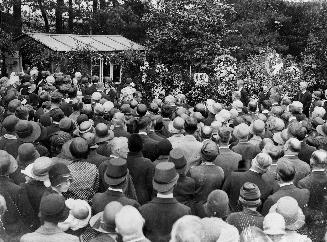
[76,114,89,125]
[17,143,40,165]
[153,162,179,193]
[95,123,114,144]
[48,163,72,187]
[2,115,19,133]
[15,120,41,143]
[39,194,69,223]
[104,158,128,186]
[157,139,172,156]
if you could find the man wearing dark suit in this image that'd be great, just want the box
[296,81,312,117]
[92,158,140,213]
[298,150,327,193]
[214,127,242,178]
[170,148,196,206]
[237,79,250,107]
[223,153,273,212]
[127,134,155,205]
[0,152,38,238]
[138,116,159,161]
[140,162,190,242]
[261,159,309,215]
[294,126,316,164]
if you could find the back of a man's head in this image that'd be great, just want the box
[310,150,327,168]
[161,104,172,118]
[128,134,143,153]
[277,158,296,182]
[184,117,198,135]
[285,138,301,153]
[137,116,151,131]
[201,126,213,140]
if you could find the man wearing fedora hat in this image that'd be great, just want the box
[0,151,38,238]
[261,158,309,215]
[94,122,114,157]
[20,194,79,242]
[93,158,140,214]
[169,148,196,206]
[223,153,273,212]
[127,134,155,205]
[139,162,190,242]
[0,114,20,158]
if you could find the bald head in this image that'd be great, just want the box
[115,205,145,239]
[103,201,123,225]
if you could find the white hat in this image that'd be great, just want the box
[91,92,102,101]
[263,213,286,235]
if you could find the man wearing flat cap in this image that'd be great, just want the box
[139,162,190,242]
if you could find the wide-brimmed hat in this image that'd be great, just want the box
[15,120,41,142]
[250,119,265,135]
[263,213,286,235]
[0,150,18,174]
[90,201,123,233]
[169,148,187,173]
[104,158,128,186]
[17,143,40,166]
[233,123,250,139]
[39,194,69,223]
[95,123,114,144]
[2,115,19,133]
[269,196,305,231]
[239,182,261,207]
[153,162,179,193]
[21,157,53,183]
[317,123,327,137]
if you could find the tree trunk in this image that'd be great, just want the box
[99,0,106,9]
[38,0,50,32]
[13,0,22,36]
[56,0,64,33]
[92,0,98,34]
[68,0,74,32]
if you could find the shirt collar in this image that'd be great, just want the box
[157,193,174,198]
[127,237,148,242]
[312,168,325,172]
[4,134,17,140]
[249,168,260,174]
[110,155,119,159]
[109,187,123,193]
[279,181,293,187]
[138,132,147,135]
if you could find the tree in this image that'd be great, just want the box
[38,0,50,32]
[143,0,234,72]
[55,0,64,33]
[12,0,22,36]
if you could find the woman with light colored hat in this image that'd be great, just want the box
[21,156,54,219]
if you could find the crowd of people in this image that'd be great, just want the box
[0,69,327,242]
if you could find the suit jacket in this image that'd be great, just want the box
[113,126,131,138]
[222,170,273,212]
[231,141,261,161]
[214,147,242,178]
[226,208,264,233]
[189,163,224,202]
[0,136,19,158]
[139,133,159,161]
[173,174,196,206]
[203,113,215,126]
[0,177,38,237]
[86,149,109,168]
[296,91,312,117]
[148,130,164,142]
[127,152,155,205]
[298,141,316,164]
[261,184,309,215]
[281,155,310,186]
[140,197,191,242]
[92,190,140,214]
[240,87,250,107]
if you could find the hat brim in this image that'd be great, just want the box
[263,228,286,235]
[17,151,40,166]
[95,130,114,144]
[153,173,179,193]
[21,163,49,181]
[18,122,41,143]
[89,212,110,233]
[316,125,327,137]
[104,169,128,186]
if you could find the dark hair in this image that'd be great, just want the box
[294,126,307,141]
[0,158,10,175]
[128,134,143,152]
[184,117,198,134]
[161,104,172,118]
[277,163,295,182]
[262,100,271,110]
[137,116,151,130]
[69,144,89,159]
[153,117,163,131]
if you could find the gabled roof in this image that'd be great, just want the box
[19,33,145,52]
